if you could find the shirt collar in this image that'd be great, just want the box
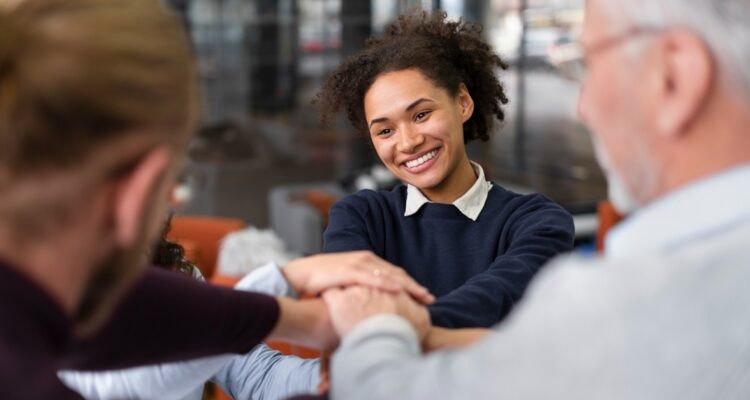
[606,163,750,259]
[404,161,492,221]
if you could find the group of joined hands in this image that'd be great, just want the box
[268,251,489,355]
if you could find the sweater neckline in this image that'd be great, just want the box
[403,184,502,220]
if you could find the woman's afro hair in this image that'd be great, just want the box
[316,10,509,143]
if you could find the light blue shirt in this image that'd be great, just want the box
[606,164,750,257]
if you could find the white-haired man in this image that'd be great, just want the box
[323,0,750,398]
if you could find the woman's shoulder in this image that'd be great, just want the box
[487,183,570,215]
[333,185,407,214]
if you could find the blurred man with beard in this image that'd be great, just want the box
[322,0,750,398]
[0,0,433,398]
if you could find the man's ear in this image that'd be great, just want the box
[654,29,715,137]
[457,83,475,122]
[111,146,172,247]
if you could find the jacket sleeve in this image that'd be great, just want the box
[428,196,575,328]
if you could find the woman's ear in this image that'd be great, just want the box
[457,83,475,122]
[110,146,172,247]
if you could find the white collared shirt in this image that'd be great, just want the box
[404,161,492,221]
[606,163,750,259]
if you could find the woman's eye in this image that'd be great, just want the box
[377,128,393,136]
[415,111,431,121]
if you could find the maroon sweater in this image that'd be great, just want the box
[0,260,280,399]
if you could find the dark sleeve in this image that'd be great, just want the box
[287,394,328,400]
[428,196,575,328]
[60,268,280,370]
[323,196,377,253]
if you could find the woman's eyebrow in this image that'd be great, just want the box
[369,97,436,128]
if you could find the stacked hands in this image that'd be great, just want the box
[276,251,436,351]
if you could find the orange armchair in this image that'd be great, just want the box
[166,216,245,279]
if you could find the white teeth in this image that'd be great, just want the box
[405,150,437,169]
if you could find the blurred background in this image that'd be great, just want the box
[167,0,606,254]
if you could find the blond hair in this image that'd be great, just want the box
[0,0,199,176]
[0,0,200,240]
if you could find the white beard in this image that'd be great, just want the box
[591,136,640,215]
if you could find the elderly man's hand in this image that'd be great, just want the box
[322,286,431,338]
[282,251,434,304]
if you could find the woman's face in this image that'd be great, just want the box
[364,69,474,201]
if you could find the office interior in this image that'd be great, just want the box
[168,0,605,258]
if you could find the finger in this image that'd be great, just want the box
[321,288,344,304]
[366,272,434,304]
[349,272,403,292]
[405,284,435,305]
[371,260,429,289]
[324,267,405,292]
[348,256,434,301]
[373,270,434,303]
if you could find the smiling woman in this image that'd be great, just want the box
[364,68,478,203]
[316,11,576,328]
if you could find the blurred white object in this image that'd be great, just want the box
[354,174,378,191]
[371,165,396,185]
[217,227,299,277]
[170,183,193,208]
[353,165,397,192]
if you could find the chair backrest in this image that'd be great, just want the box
[167,216,245,279]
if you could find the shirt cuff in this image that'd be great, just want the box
[234,262,299,298]
[341,314,420,351]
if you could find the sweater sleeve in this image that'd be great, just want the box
[428,195,575,328]
[323,195,378,253]
[60,268,280,370]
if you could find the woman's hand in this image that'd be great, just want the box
[281,251,434,304]
[269,297,339,352]
[322,287,432,339]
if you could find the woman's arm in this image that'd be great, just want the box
[428,196,575,328]
[422,326,490,352]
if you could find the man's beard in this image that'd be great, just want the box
[72,242,149,337]
[591,136,641,215]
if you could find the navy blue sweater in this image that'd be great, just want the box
[323,184,575,328]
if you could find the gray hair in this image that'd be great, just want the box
[603,0,750,102]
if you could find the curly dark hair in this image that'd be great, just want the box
[316,11,508,143]
[151,215,199,277]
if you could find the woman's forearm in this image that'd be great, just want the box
[422,326,490,352]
